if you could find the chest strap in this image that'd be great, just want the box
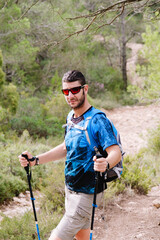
[63,117,92,145]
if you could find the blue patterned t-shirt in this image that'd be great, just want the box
[64,107,118,194]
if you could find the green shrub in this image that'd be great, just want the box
[87,62,124,97]
[0,130,55,203]
[147,123,160,154]
[44,94,70,122]
[40,161,65,213]
[0,83,19,114]
[105,151,154,200]
[0,106,7,122]
[0,174,27,204]
[0,132,6,144]
[104,180,126,202]
[122,154,151,194]
[10,96,68,138]
[0,50,5,87]
[0,207,62,240]
[0,68,5,87]
[48,70,62,93]
[92,91,121,110]
[14,97,43,119]
[10,116,63,138]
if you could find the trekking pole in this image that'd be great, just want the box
[22,154,41,240]
[90,147,102,240]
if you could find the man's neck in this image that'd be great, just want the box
[73,102,91,118]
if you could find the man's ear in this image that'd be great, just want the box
[84,84,88,94]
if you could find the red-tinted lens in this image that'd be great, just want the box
[62,89,69,95]
[62,86,83,96]
[70,86,81,94]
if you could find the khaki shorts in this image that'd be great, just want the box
[48,186,103,240]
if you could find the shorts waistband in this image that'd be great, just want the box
[67,189,80,195]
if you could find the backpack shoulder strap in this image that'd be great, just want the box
[62,110,74,129]
[84,108,106,150]
[86,109,124,179]
[85,108,124,157]
[67,110,74,120]
[63,110,93,132]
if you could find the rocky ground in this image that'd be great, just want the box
[94,185,160,240]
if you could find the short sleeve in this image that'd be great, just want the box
[91,113,118,151]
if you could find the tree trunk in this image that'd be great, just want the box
[121,11,128,91]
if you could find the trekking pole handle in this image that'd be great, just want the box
[94,146,103,160]
[21,154,35,173]
[22,154,30,173]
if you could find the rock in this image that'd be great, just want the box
[153,199,160,209]
[134,233,145,239]
[19,193,26,198]
[128,201,137,206]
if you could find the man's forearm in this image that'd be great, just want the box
[37,141,67,165]
[106,145,121,169]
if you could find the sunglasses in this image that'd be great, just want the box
[62,85,84,96]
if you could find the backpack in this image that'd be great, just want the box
[64,108,124,184]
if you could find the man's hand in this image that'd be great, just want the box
[93,156,107,172]
[18,151,35,167]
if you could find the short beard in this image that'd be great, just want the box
[72,89,85,110]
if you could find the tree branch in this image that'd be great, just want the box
[14,0,40,22]
[148,0,160,7]
[46,16,97,47]
[49,0,66,21]
[43,0,158,48]
[125,31,136,44]
[45,1,138,47]
[67,0,144,20]
[95,3,125,31]
[0,1,9,10]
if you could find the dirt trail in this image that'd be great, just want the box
[95,185,160,240]
[104,102,160,156]
[94,102,160,240]
[127,43,143,86]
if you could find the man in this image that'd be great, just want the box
[19,70,121,240]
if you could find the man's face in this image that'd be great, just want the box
[62,81,87,110]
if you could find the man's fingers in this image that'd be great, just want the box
[19,159,28,167]
[94,157,107,172]
[18,151,30,167]
[96,158,105,163]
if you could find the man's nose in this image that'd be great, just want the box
[68,91,74,97]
